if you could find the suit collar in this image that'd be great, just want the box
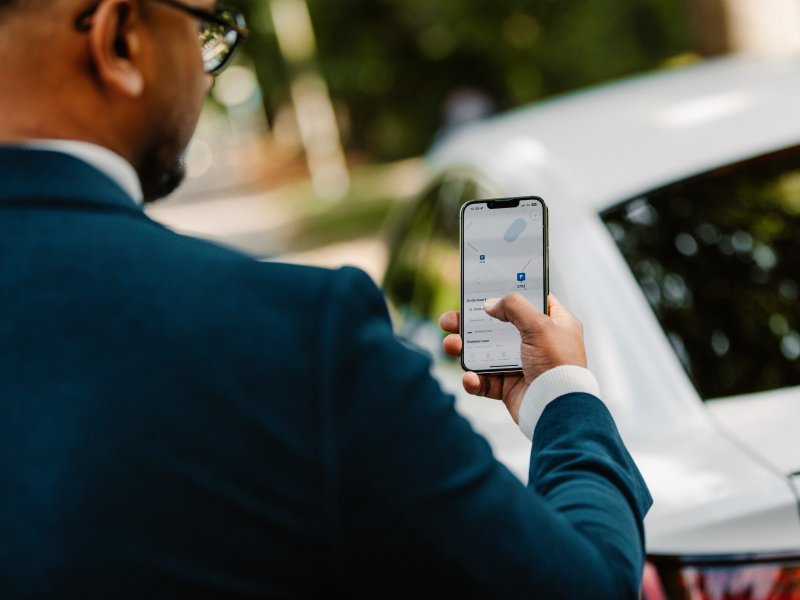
[22,140,144,205]
[0,147,144,214]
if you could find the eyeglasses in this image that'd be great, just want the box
[75,0,250,76]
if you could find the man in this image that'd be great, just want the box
[0,0,651,597]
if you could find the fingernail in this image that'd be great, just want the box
[484,298,499,311]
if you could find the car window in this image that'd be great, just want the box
[602,146,800,400]
[383,175,487,356]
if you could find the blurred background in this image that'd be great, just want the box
[147,0,800,278]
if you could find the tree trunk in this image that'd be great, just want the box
[687,0,800,57]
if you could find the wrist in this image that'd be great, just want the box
[517,365,601,441]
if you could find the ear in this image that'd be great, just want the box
[87,0,145,98]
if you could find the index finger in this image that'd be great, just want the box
[438,310,460,334]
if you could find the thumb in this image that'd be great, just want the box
[547,294,582,329]
[484,293,547,334]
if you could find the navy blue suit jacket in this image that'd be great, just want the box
[0,148,651,598]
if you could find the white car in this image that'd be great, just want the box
[382,55,800,599]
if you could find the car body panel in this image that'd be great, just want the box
[406,55,800,554]
[630,428,800,554]
[706,387,800,477]
[430,56,800,213]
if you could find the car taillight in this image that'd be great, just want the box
[642,553,800,600]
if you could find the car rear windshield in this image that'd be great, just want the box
[602,146,800,400]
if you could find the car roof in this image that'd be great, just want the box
[429,55,800,211]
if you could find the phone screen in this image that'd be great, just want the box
[460,197,548,373]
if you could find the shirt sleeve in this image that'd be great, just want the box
[518,365,602,441]
[318,267,652,598]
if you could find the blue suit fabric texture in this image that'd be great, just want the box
[0,148,652,598]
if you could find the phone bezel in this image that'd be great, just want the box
[459,195,549,374]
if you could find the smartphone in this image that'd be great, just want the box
[460,196,549,373]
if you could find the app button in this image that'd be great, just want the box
[479,254,485,261]
[517,272,526,282]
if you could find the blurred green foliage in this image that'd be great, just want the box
[229,0,692,160]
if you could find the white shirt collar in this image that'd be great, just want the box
[22,140,144,206]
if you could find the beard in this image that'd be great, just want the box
[136,88,206,204]
[136,130,190,204]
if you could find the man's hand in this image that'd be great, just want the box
[439,294,587,423]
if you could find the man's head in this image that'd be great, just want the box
[0,0,247,202]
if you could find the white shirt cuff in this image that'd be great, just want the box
[518,366,601,441]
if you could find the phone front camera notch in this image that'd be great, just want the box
[487,199,520,209]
